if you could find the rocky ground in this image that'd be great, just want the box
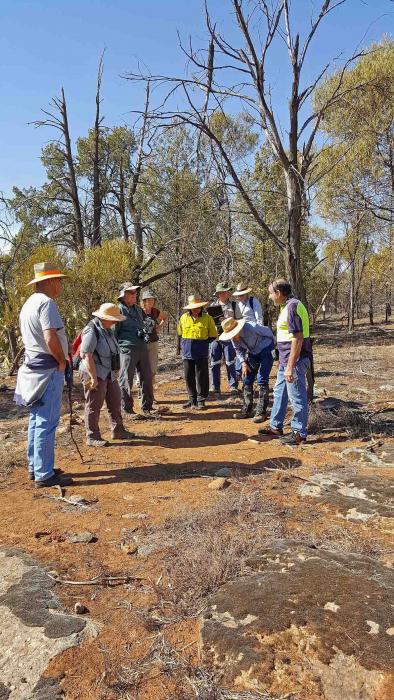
[0,318,393,700]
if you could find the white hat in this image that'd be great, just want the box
[232,283,252,297]
[218,316,245,341]
[117,282,140,300]
[92,303,126,323]
[183,294,208,310]
[27,262,67,286]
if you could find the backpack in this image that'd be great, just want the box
[71,321,100,370]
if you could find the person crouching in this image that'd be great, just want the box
[80,303,134,447]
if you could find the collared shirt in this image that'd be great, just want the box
[234,296,263,326]
[232,322,274,362]
[80,318,120,381]
[177,311,217,360]
[115,303,146,350]
[277,297,312,366]
[19,292,68,360]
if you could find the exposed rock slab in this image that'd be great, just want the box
[202,541,394,699]
[0,548,88,700]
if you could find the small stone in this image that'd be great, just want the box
[57,425,70,436]
[67,531,96,544]
[74,602,89,615]
[121,513,135,519]
[324,601,340,612]
[120,540,138,555]
[2,432,11,439]
[138,543,157,557]
[67,494,88,505]
[386,627,394,636]
[208,477,231,491]
[215,467,232,478]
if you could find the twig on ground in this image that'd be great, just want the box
[48,573,144,586]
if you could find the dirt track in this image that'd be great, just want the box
[0,320,393,699]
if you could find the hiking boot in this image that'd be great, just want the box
[141,409,160,418]
[35,474,74,489]
[123,407,136,415]
[252,385,269,424]
[195,401,206,410]
[280,431,306,446]
[29,467,63,481]
[233,386,253,418]
[212,391,222,401]
[229,388,239,399]
[86,438,109,447]
[111,428,136,440]
[182,400,196,409]
[252,411,267,424]
[257,426,283,437]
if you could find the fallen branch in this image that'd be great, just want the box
[47,573,144,586]
[262,466,318,484]
[35,493,98,507]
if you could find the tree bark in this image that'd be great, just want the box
[91,55,104,247]
[60,89,84,250]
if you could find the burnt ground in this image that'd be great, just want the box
[0,318,393,700]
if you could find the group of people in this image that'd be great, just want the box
[15,261,312,489]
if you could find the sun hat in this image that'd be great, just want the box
[27,262,68,286]
[232,283,252,297]
[218,316,245,341]
[92,303,126,323]
[215,282,233,293]
[117,282,140,300]
[183,294,208,310]
[141,288,156,301]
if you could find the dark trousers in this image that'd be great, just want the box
[210,339,237,391]
[84,377,123,440]
[183,358,209,403]
[119,348,154,412]
[243,343,274,389]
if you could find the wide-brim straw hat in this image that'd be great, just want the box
[218,317,245,341]
[183,294,208,310]
[92,303,126,323]
[233,283,252,297]
[117,282,140,300]
[27,262,68,286]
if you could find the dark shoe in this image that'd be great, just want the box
[111,428,136,439]
[280,431,306,446]
[229,389,239,399]
[212,391,221,400]
[257,426,283,437]
[182,400,196,409]
[35,474,73,489]
[252,411,267,424]
[233,407,254,419]
[123,407,136,415]
[141,409,160,418]
[233,386,253,418]
[86,438,109,447]
[195,401,206,410]
[29,467,63,481]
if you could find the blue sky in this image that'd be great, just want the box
[0,0,393,197]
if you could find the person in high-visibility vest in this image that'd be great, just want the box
[258,279,312,445]
[178,295,217,410]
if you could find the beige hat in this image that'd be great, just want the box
[92,303,126,323]
[183,294,208,310]
[232,283,252,297]
[117,282,140,300]
[218,316,245,341]
[27,262,68,286]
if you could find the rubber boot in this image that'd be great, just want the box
[252,384,269,424]
[233,385,254,419]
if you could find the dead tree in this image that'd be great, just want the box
[125,0,367,303]
[91,53,105,247]
[128,82,151,274]
[32,89,85,251]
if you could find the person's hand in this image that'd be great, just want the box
[90,376,99,390]
[241,362,249,378]
[284,366,294,383]
[58,361,66,373]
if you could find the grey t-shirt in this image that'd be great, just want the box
[19,292,68,358]
[80,319,120,381]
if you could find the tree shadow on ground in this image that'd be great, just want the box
[66,456,302,487]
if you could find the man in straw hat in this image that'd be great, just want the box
[207,282,238,400]
[258,279,312,445]
[15,262,73,488]
[115,282,156,417]
[233,283,264,326]
[79,303,134,447]
[177,295,217,410]
[219,316,274,420]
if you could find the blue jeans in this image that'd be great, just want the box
[243,343,274,388]
[27,370,64,482]
[210,340,237,391]
[270,357,310,438]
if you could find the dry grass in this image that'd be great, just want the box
[308,403,373,437]
[146,488,284,614]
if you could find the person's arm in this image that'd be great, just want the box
[157,310,167,327]
[284,332,303,383]
[208,315,217,341]
[82,353,98,390]
[43,329,67,371]
[254,297,264,325]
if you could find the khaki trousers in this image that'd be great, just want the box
[84,376,123,440]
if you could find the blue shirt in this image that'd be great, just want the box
[234,296,263,325]
[232,322,274,362]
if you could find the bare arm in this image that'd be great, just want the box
[157,311,168,326]
[284,332,303,383]
[43,329,67,371]
[82,353,98,390]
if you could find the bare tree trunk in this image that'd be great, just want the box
[7,327,18,362]
[60,89,84,250]
[91,54,104,247]
[348,260,355,332]
[369,281,374,325]
[118,167,129,241]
